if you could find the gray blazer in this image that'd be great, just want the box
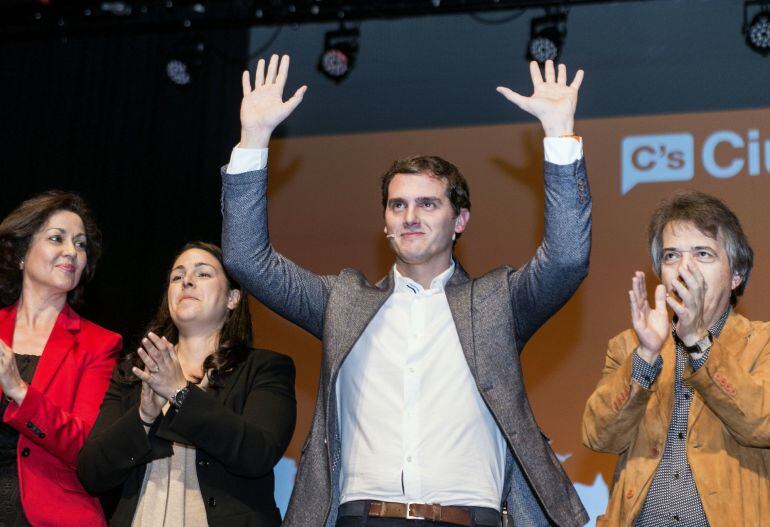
[221,158,591,527]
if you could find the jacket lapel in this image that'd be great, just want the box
[444,262,476,375]
[688,312,747,431]
[329,271,393,376]
[32,304,80,393]
[652,337,677,431]
[0,305,16,349]
[0,305,17,399]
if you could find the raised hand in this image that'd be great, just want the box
[666,260,709,347]
[131,333,188,401]
[0,341,27,405]
[240,54,307,149]
[496,60,584,137]
[629,271,669,364]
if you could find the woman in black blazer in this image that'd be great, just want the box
[77,241,296,527]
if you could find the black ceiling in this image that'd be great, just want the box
[0,0,652,38]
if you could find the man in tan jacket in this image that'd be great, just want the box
[583,190,770,526]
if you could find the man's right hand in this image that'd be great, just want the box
[239,54,307,149]
[629,271,670,364]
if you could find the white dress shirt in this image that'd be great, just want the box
[226,137,583,509]
[336,262,507,509]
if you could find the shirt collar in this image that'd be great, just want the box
[393,260,456,294]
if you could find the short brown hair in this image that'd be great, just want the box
[648,190,753,304]
[380,155,471,240]
[0,191,102,307]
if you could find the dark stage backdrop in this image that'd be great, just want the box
[0,28,248,346]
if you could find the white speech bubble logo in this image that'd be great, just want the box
[621,133,694,194]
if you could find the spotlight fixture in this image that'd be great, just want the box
[743,1,770,56]
[526,13,567,63]
[318,24,359,82]
[165,38,205,87]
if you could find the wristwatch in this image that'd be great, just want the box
[679,332,713,355]
[170,383,191,408]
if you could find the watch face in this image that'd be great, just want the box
[697,335,712,352]
[174,387,189,407]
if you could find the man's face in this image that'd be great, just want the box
[659,220,741,324]
[384,172,469,268]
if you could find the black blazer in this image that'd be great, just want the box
[77,347,296,527]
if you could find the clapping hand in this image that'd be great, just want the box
[666,261,709,347]
[0,341,27,405]
[132,333,187,402]
[496,60,584,137]
[138,380,166,425]
[629,271,669,364]
[239,54,307,149]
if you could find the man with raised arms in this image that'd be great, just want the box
[221,55,590,527]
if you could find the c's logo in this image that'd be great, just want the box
[621,134,694,194]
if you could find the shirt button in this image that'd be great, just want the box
[21,448,30,457]
[26,422,33,429]
[408,368,415,374]
[673,515,680,521]
[673,472,680,479]
[38,432,45,439]
[406,456,412,462]
[678,432,685,439]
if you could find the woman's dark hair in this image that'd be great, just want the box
[0,191,102,307]
[124,241,252,387]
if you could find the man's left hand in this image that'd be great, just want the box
[496,60,584,137]
[667,261,710,347]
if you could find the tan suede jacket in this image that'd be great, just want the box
[583,312,770,526]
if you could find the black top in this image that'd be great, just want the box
[77,347,296,527]
[0,354,39,527]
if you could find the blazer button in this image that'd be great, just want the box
[208,497,217,508]
[21,448,30,457]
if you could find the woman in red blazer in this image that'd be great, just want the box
[0,191,121,527]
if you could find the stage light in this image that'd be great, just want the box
[318,24,359,82]
[165,39,204,87]
[744,2,770,56]
[526,13,566,63]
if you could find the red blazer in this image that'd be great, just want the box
[0,304,121,527]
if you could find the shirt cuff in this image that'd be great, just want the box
[543,137,583,165]
[688,346,711,371]
[226,146,268,174]
[631,351,663,390]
